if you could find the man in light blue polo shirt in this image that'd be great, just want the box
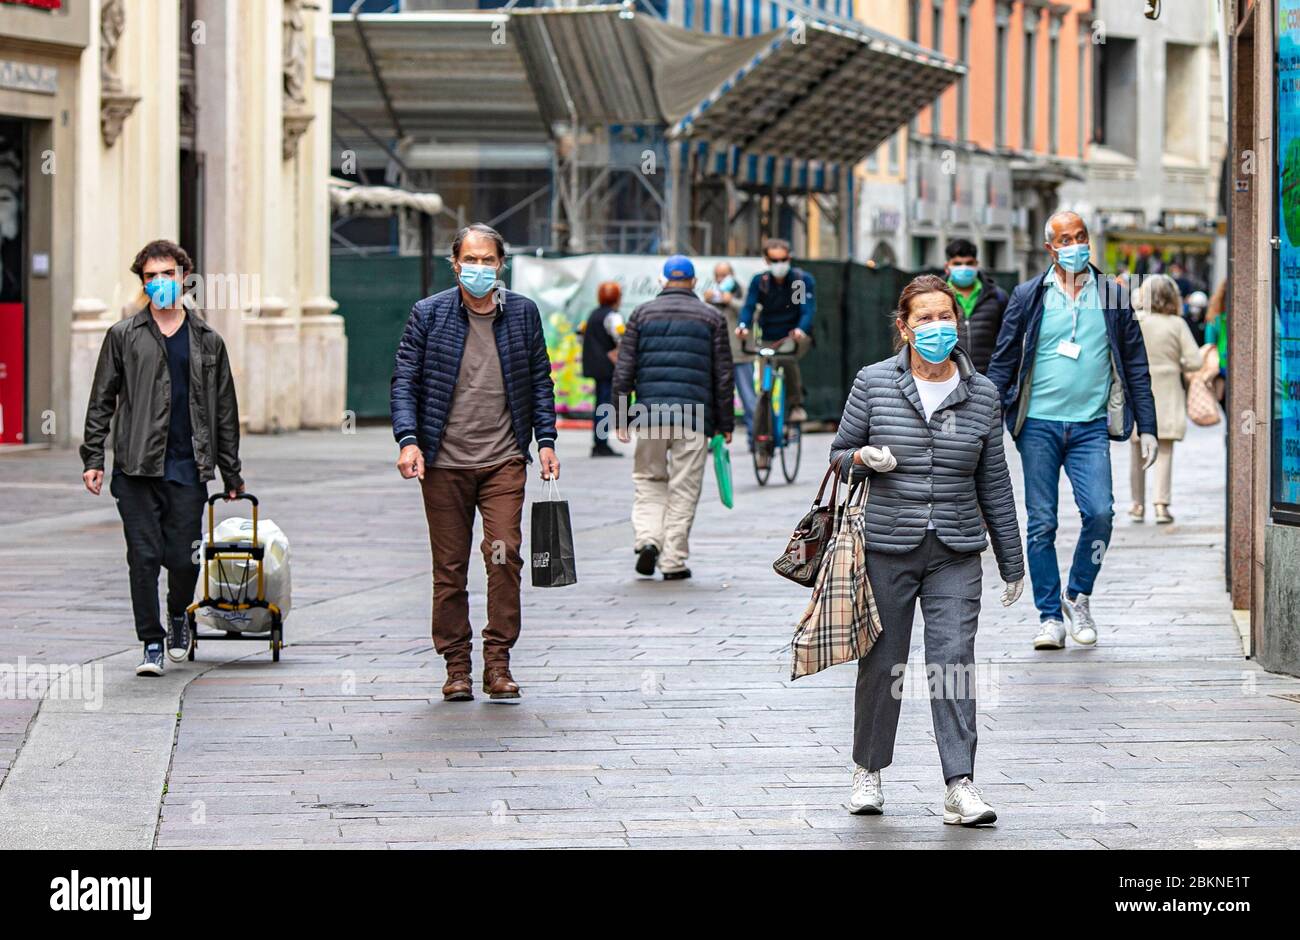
[986,211,1158,651]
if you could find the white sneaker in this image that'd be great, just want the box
[1032,619,1067,650]
[943,777,997,826]
[1062,591,1098,645]
[848,765,883,815]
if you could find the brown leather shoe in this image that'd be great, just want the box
[483,665,521,700]
[442,672,473,702]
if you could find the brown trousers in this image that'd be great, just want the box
[420,456,526,670]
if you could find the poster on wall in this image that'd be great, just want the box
[0,120,23,445]
[510,254,765,416]
[1276,0,1300,514]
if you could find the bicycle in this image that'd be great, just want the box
[742,335,802,486]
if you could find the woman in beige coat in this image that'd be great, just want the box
[1129,274,1202,524]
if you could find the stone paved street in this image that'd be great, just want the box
[1,421,1299,849]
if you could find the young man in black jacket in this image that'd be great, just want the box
[81,240,244,677]
[945,238,1007,375]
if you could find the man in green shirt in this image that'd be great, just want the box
[945,238,1007,374]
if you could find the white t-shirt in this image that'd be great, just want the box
[914,370,960,423]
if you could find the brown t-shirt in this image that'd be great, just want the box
[432,309,519,469]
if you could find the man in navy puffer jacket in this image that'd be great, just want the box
[391,223,558,703]
[613,255,733,581]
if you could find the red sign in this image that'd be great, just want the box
[0,0,62,9]
[0,302,23,444]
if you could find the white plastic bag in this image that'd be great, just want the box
[194,516,292,633]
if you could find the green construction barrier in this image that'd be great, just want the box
[332,253,1028,425]
[331,255,456,420]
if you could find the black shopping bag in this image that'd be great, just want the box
[530,479,577,588]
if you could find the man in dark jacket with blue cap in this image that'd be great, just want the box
[612,255,733,581]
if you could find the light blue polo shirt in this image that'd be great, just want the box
[1026,269,1111,423]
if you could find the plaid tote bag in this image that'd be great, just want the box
[790,481,883,680]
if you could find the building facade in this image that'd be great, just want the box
[0,0,344,450]
[1057,0,1229,290]
[1227,0,1300,676]
[901,0,1093,278]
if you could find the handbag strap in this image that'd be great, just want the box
[813,457,841,506]
[833,479,868,534]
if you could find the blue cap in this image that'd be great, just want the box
[663,255,694,280]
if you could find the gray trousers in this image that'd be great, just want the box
[854,530,983,782]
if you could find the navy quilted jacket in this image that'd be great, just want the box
[611,287,734,437]
[390,287,557,463]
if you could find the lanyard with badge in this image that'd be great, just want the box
[1056,286,1083,361]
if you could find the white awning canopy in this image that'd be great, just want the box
[332,7,963,169]
[329,177,444,216]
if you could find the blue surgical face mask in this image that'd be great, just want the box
[145,277,181,308]
[1054,244,1091,274]
[718,277,736,293]
[909,321,959,364]
[948,265,977,288]
[458,263,499,299]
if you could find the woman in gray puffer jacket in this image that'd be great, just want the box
[828,274,1025,828]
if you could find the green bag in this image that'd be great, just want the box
[710,434,734,509]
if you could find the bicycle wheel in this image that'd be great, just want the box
[752,392,773,486]
[781,419,802,482]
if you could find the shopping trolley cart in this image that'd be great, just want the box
[185,492,284,662]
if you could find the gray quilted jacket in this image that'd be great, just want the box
[828,346,1024,582]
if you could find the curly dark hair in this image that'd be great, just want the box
[130,239,193,282]
[892,274,960,351]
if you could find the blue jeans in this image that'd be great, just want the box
[734,361,756,441]
[1015,417,1114,622]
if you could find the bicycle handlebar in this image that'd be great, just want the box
[739,336,799,357]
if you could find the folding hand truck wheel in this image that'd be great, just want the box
[185,492,284,662]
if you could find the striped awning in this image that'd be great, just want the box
[511,6,962,167]
[687,139,841,193]
[333,6,960,187]
[667,17,963,165]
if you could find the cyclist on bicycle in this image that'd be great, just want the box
[735,238,815,423]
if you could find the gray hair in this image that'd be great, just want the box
[1142,273,1183,316]
[449,223,507,263]
[1044,210,1085,244]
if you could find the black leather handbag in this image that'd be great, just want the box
[773,457,845,587]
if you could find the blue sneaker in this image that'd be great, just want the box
[167,614,193,662]
[136,642,165,677]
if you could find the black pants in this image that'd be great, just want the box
[110,473,208,642]
[593,377,613,446]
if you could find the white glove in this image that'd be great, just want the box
[857,445,896,472]
[1139,433,1159,470]
[1000,579,1023,607]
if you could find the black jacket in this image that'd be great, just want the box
[581,305,619,382]
[828,346,1024,582]
[955,270,1007,374]
[612,287,734,437]
[81,308,243,491]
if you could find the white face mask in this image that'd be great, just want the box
[768,260,790,279]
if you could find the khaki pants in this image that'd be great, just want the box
[419,456,526,670]
[631,432,709,574]
[1129,436,1175,507]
